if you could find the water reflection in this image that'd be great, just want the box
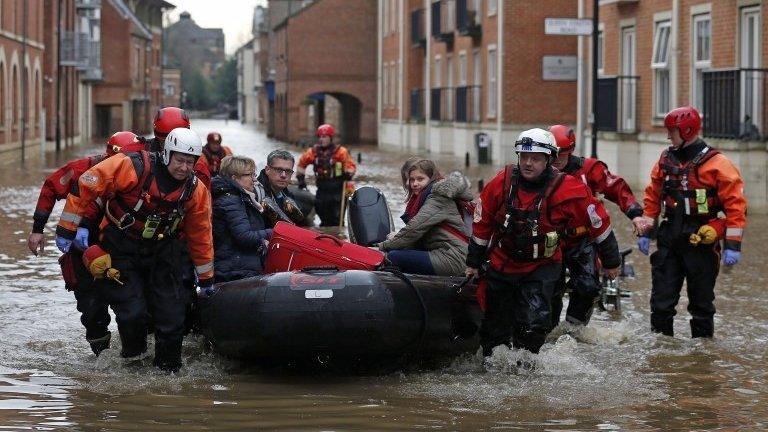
[0,119,766,430]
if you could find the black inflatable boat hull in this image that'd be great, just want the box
[197,270,481,363]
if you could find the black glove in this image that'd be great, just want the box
[466,239,489,269]
[197,277,215,298]
[341,172,354,181]
[296,174,307,190]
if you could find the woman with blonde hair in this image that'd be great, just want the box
[211,155,272,282]
[379,159,472,276]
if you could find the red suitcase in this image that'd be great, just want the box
[264,221,385,273]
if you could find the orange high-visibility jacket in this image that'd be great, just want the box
[643,145,747,251]
[57,152,214,279]
[296,144,356,179]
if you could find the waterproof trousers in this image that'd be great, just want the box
[99,227,190,372]
[551,241,601,327]
[480,263,561,356]
[61,250,112,355]
[315,178,344,227]
[650,222,719,338]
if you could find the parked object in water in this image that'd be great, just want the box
[286,185,316,226]
[196,268,481,366]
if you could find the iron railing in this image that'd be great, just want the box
[410,88,425,121]
[431,0,455,43]
[455,85,481,122]
[702,68,768,140]
[456,0,481,36]
[595,76,639,133]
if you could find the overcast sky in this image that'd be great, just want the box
[166,0,268,56]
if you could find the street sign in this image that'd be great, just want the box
[542,56,578,81]
[545,18,594,36]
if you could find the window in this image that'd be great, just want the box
[691,14,711,111]
[383,0,389,37]
[472,49,481,122]
[434,56,442,87]
[391,62,397,109]
[652,20,671,118]
[447,54,454,120]
[597,30,604,74]
[459,52,467,85]
[487,47,497,118]
[488,0,497,16]
[740,6,762,129]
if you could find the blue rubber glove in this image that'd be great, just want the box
[637,236,651,255]
[724,249,741,266]
[55,235,73,253]
[73,227,90,251]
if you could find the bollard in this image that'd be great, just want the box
[357,152,362,163]
[465,152,470,167]
[478,179,484,193]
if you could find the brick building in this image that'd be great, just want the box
[587,0,768,211]
[0,0,45,154]
[269,0,378,145]
[162,67,181,107]
[237,5,269,125]
[164,12,226,82]
[379,0,578,164]
[93,0,172,137]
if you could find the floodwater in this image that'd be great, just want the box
[0,119,766,430]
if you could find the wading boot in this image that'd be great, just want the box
[690,317,714,338]
[88,332,111,356]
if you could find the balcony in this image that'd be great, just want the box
[410,9,426,47]
[456,0,481,37]
[595,76,639,134]
[75,0,101,8]
[431,0,455,45]
[59,32,81,67]
[702,68,767,141]
[455,85,481,123]
[79,39,102,81]
[410,88,425,121]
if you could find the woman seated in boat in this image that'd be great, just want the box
[211,155,272,282]
[379,159,472,276]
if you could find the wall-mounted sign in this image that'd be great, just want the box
[545,18,594,36]
[542,56,578,81]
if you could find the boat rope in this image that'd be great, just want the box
[380,266,429,355]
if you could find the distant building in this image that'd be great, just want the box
[162,68,182,107]
[236,5,269,125]
[93,0,172,136]
[268,0,377,145]
[0,0,45,154]
[165,11,226,82]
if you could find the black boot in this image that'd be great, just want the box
[650,315,674,337]
[87,332,111,356]
[153,341,182,373]
[690,317,714,338]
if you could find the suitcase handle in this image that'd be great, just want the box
[314,234,343,247]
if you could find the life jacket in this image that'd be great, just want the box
[313,144,344,180]
[659,145,722,221]
[201,145,228,176]
[492,166,565,262]
[104,151,197,241]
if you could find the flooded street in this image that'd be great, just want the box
[1,119,766,430]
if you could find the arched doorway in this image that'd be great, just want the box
[302,91,363,145]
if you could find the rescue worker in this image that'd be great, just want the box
[29,131,143,355]
[636,106,747,338]
[256,149,305,226]
[55,128,214,372]
[548,124,645,327]
[194,132,233,190]
[296,124,356,226]
[142,107,191,152]
[465,128,621,359]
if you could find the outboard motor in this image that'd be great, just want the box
[347,186,394,246]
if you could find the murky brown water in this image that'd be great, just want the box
[1,119,766,430]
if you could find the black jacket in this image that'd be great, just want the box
[211,175,272,282]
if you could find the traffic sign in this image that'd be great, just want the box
[545,18,594,36]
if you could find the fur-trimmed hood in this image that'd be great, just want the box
[432,171,472,200]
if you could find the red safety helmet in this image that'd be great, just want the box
[206,132,222,144]
[316,123,335,138]
[106,131,143,156]
[549,124,576,154]
[153,107,190,138]
[664,106,701,142]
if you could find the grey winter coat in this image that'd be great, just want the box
[379,171,472,276]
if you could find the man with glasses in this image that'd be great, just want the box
[256,150,305,226]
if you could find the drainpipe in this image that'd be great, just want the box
[377,0,383,147]
[590,0,599,158]
[496,0,503,164]
[56,0,62,152]
[671,0,679,107]
[398,0,404,149]
[576,0,587,157]
[21,0,28,161]
[425,0,431,152]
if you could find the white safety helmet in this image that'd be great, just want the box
[514,128,559,158]
[162,127,203,165]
